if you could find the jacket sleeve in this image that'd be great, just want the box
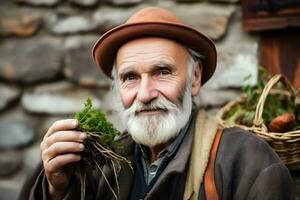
[19,163,112,200]
[246,163,294,200]
[19,163,82,200]
[27,170,81,200]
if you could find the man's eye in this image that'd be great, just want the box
[124,74,136,81]
[158,68,171,76]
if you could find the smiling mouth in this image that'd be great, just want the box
[136,108,167,116]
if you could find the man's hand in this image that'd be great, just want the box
[40,119,86,199]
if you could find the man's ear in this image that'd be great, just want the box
[191,63,202,96]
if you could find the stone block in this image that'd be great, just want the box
[0,37,62,84]
[21,81,103,114]
[64,35,111,87]
[204,9,258,89]
[0,122,35,150]
[0,84,21,112]
[93,5,146,32]
[158,1,236,40]
[49,15,99,35]
[0,14,41,37]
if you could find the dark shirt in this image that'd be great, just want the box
[130,114,193,200]
[139,118,191,185]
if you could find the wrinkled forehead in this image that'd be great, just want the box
[115,37,191,71]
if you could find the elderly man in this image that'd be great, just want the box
[21,7,294,200]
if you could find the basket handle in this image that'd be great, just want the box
[253,74,296,129]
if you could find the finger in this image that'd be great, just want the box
[42,131,87,150]
[46,119,79,137]
[43,142,84,162]
[46,154,81,174]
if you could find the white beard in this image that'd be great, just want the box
[119,85,193,147]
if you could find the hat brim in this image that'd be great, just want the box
[92,22,217,85]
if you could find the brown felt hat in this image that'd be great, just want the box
[92,7,217,85]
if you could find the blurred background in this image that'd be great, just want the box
[0,0,299,199]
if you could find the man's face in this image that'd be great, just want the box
[116,37,190,110]
[114,37,201,147]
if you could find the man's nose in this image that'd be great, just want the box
[137,75,158,103]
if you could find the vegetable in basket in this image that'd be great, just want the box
[268,113,296,132]
[224,68,299,132]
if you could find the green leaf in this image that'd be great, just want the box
[74,98,121,149]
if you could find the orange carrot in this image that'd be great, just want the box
[268,113,295,132]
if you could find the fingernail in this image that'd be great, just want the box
[79,144,84,149]
[80,133,87,140]
[73,120,78,127]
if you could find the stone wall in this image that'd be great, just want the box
[0,0,263,199]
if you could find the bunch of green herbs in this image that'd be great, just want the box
[74,98,121,150]
[74,98,131,200]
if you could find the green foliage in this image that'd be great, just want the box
[225,67,296,126]
[74,98,121,150]
[74,98,130,200]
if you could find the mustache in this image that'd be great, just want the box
[125,95,180,116]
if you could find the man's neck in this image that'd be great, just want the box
[149,139,174,163]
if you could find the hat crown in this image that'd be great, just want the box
[126,7,183,24]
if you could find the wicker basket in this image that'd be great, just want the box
[217,74,300,169]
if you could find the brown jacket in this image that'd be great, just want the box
[19,110,295,200]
